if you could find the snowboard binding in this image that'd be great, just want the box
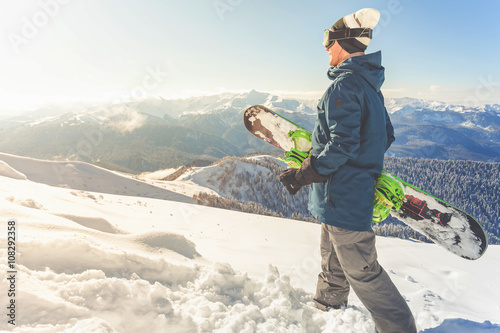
[279,130,312,168]
[280,148,309,168]
[373,173,405,223]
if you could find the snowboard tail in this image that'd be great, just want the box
[386,172,488,260]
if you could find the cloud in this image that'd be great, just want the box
[429,85,442,92]
[107,106,147,133]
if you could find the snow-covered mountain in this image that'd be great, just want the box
[383,97,500,160]
[0,90,319,172]
[1,152,499,332]
[0,91,499,173]
[385,97,500,115]
[0,90,315,129]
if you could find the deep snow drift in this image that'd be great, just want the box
[0,153,499,332]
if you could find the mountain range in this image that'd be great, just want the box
[0,90,499,172]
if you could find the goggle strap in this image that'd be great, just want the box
[326,27,373,41]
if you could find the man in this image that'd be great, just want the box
[279,8,417,333]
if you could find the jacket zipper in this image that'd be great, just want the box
[327,174,333,204]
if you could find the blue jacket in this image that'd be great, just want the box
[309,52,395,231]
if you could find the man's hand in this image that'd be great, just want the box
[279,157,329,196]
[279,168,303,195]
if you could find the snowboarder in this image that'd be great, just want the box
[279,8,417,333]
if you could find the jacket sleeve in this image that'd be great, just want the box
[379,91,395,151]
[385,108,395,151]
[312,83,362,176]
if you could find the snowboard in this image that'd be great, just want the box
[244,105,488,260]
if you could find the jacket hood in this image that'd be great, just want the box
[327,51,385,92]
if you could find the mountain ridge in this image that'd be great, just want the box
[0,91,499,172]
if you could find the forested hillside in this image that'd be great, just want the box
[190,156,313,222]
[192,156,499,245]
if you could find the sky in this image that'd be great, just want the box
[0,0,499,115]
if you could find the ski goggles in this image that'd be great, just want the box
[323,28,373,48]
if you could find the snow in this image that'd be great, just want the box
[0,152,193,204]
[461,121,496,132]
[421,319,499,332]
[0,161,26,180]
[245,155,287,167]
[1,153,499,332]
[385,97,500,116]
[137,167,179,180]
[177,160,272,200]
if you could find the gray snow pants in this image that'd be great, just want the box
[314,223,417,333]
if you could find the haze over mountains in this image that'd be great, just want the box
[0,90,499,173]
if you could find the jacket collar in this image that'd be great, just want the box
[327,51,385,91]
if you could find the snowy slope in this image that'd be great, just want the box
[0,153,499,332]
[0,152,193,204]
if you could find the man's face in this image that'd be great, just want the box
[326,40,343,67]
